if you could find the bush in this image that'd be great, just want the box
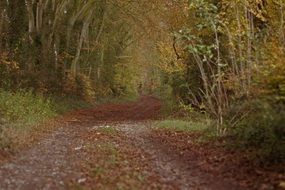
[51,96,92,114]
[0,89,57,149]
[63,72,95,103]
[233,100,285,162]
[0,89,92,150]
[153,83,178,115]
[0,89,55,127]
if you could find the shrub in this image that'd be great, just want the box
[0,89,92,150]
[153,83,178,115]
[51,96,92,114]
[63,72,95,102]
[0,89,55,127]
[233,100,285,162]
[0,89,56,149]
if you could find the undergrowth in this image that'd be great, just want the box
[156,99,285,163]
[231,99,285,163]
[51,96,92,114]
[0,89,92,150]
[0,90,55,128]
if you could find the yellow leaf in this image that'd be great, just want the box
[280,181,285,189]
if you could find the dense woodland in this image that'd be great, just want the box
[0,0,285,161]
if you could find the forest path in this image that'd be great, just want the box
[0,96,250,189]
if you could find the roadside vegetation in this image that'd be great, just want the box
[151,1,285,163]
[0,89,91,151]
[0,90,54,150]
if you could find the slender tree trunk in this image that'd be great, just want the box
[213,22,224,132]
[36,0,43,33]
[280,0,285,50]
[0,10,4,51]
[25,0,35,42]
[72,11,93,76]
[236,5,247,94]
[246,8,254,96]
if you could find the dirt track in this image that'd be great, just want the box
[0,96,283,189]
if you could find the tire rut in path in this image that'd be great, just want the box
[115,122,242,190]
[0,125,88,190]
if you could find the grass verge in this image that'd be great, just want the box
[152,119,217,145]
[153,119,211,132]
[154,119,209,131]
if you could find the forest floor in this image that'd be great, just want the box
[0,96,284,190]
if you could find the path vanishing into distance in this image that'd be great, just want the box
[0,96,282,190]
